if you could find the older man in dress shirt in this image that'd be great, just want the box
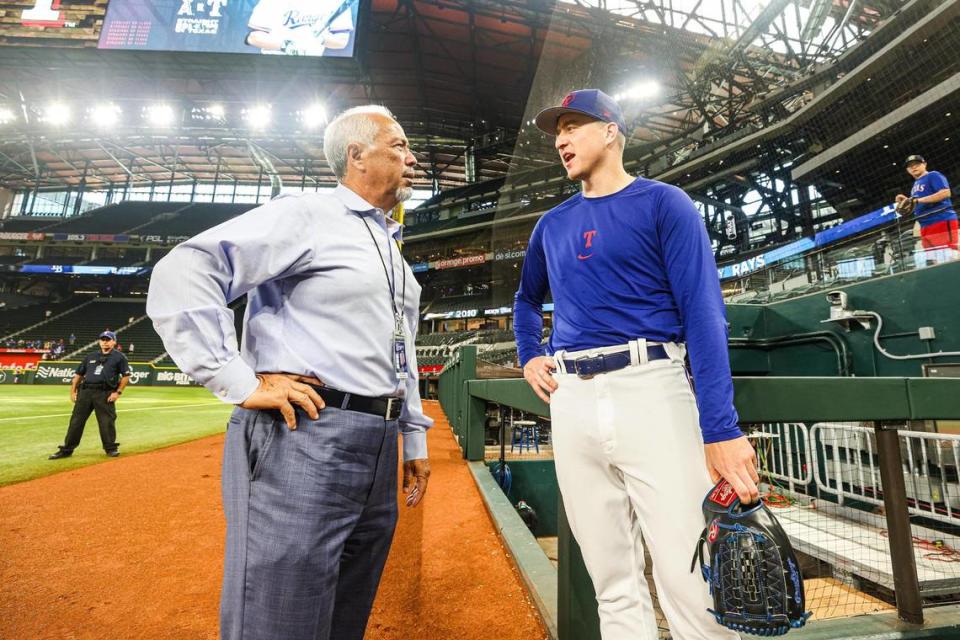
[147,105,432,640]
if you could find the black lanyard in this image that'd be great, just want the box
[361,215,406,321]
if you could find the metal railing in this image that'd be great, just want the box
[813,423,960,526]
[758,421,960,527]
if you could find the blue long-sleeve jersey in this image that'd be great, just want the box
[513,177,741,444]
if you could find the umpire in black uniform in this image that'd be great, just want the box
[49,330,131,459]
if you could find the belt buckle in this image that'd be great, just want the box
[574,354,603,380]
[385,397,403,421]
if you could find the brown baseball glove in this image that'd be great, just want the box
[895,197,917,216]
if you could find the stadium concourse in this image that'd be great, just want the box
[3,0,960,639]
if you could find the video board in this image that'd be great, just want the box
[97,0,360,58]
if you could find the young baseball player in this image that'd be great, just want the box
[246,0,354,56]
[514,89,757,640]
[897,154,958,252]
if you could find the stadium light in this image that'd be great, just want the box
[0,107,14,124]
[90,103,121,128]
[44,102,71,126]
[301,103,327,129]
[615,80,660,102]
[244,104,271,129]
[146,104,176,127]
[207,104,225,119]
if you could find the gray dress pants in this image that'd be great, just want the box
[220,406,399,640]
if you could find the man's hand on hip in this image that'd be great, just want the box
[704,435,760,504]
[240,373,326,429]
[523,356,558,404]
[403,458,431,507]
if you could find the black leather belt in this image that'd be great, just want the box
[81,383,111,390]
[562,344,669,379]
[309,384,404,421]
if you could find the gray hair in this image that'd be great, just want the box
[323,105,396,179]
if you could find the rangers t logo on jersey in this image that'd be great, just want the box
[578,229,597,260]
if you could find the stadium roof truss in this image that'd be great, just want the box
[0,0,901,197]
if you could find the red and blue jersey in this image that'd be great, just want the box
[911,171,956,226]
[513,177,741,443]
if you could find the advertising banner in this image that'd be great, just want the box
[19,265,151,276]
[418,364,444,375]
[814,204,898,246]
[27,362,200,386]
[125,364,155,386]
[0,232,45,241]
[493,248,526,262]
[0,368,35,385]
[33,362,80,385]
[434,255,486,270]
[0,351,43,369]
[152,369,198,386]
[98,0,360,58]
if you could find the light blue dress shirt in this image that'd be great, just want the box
[146,184,433,461]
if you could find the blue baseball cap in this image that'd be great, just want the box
[534,89,628,137]
[99,331,117,341]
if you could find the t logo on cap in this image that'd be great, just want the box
[534,89,628,137]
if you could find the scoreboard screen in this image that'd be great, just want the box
[97,0,360,58]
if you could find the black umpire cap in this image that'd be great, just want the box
[904,154,925,167]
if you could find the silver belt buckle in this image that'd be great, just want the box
[574,354,602,380]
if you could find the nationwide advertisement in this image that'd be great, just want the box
[34,362,79,385]
[98,0,361,58]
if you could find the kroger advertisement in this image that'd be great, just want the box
[98,0,360,58]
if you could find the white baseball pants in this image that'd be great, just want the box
[550,340,740,640]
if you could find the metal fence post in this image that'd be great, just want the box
[874,421,924,624]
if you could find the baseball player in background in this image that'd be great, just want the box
[514,89,756,640]
[896,154,958,253]
[245,0,354,56]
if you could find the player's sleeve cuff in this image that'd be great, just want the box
[702,423,746,444]
[402,429,428,462]
[205,356,260,405]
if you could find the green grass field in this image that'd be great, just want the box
[0,386,234,487]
